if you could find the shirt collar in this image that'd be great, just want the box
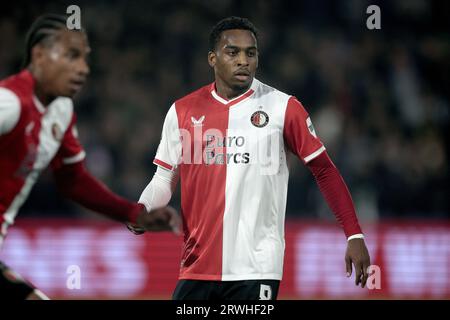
[32,95,46,114]
[210,78,258,107]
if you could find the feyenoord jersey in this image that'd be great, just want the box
[0,70,85,246]
[154,78,325,281]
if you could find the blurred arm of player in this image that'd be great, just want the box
[127,165,180,235]
[284,97,371,288]
[52,161,179,233]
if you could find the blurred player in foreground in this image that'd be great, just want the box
[0,14,180,300]
[137,16,370,300]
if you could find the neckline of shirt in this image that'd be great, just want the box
[32,95,46,114]
[210,78,258,107]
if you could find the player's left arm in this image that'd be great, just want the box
[306,152,371,288]
[284,97,371,288]
[53,160,143,224]
[50,114,178,232]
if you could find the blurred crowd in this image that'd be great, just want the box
[1,0,448,221]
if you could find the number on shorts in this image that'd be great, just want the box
[259,284,272,300]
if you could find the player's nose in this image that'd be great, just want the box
[77,58,90,77]
[237,51,249,66]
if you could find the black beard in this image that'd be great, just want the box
[231,82,251,94]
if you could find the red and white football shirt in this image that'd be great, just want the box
[154,78,325,281]
[0,70,85,246]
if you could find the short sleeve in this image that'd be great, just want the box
[153,103,182,171]
[283,97,325,164]
[50,113,85,170]
[0,87,21,135]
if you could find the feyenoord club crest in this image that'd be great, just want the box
[250,110,269,128]
[51,123,63,141]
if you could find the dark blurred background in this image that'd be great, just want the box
[1,0,448,222]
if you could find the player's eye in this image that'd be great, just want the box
[67,49,80,60]
[247,50,257,57]
[227,50,238,56]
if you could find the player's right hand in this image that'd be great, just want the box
[128,205,181,235]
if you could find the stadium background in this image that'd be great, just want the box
[0,0,448,299]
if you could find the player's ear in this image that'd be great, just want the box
[208,51,216,68]
[31,45,45,66]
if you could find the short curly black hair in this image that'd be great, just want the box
[209,16,258,51]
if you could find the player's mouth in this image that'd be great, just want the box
[233,69,251,81]
[69,79,85,92]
